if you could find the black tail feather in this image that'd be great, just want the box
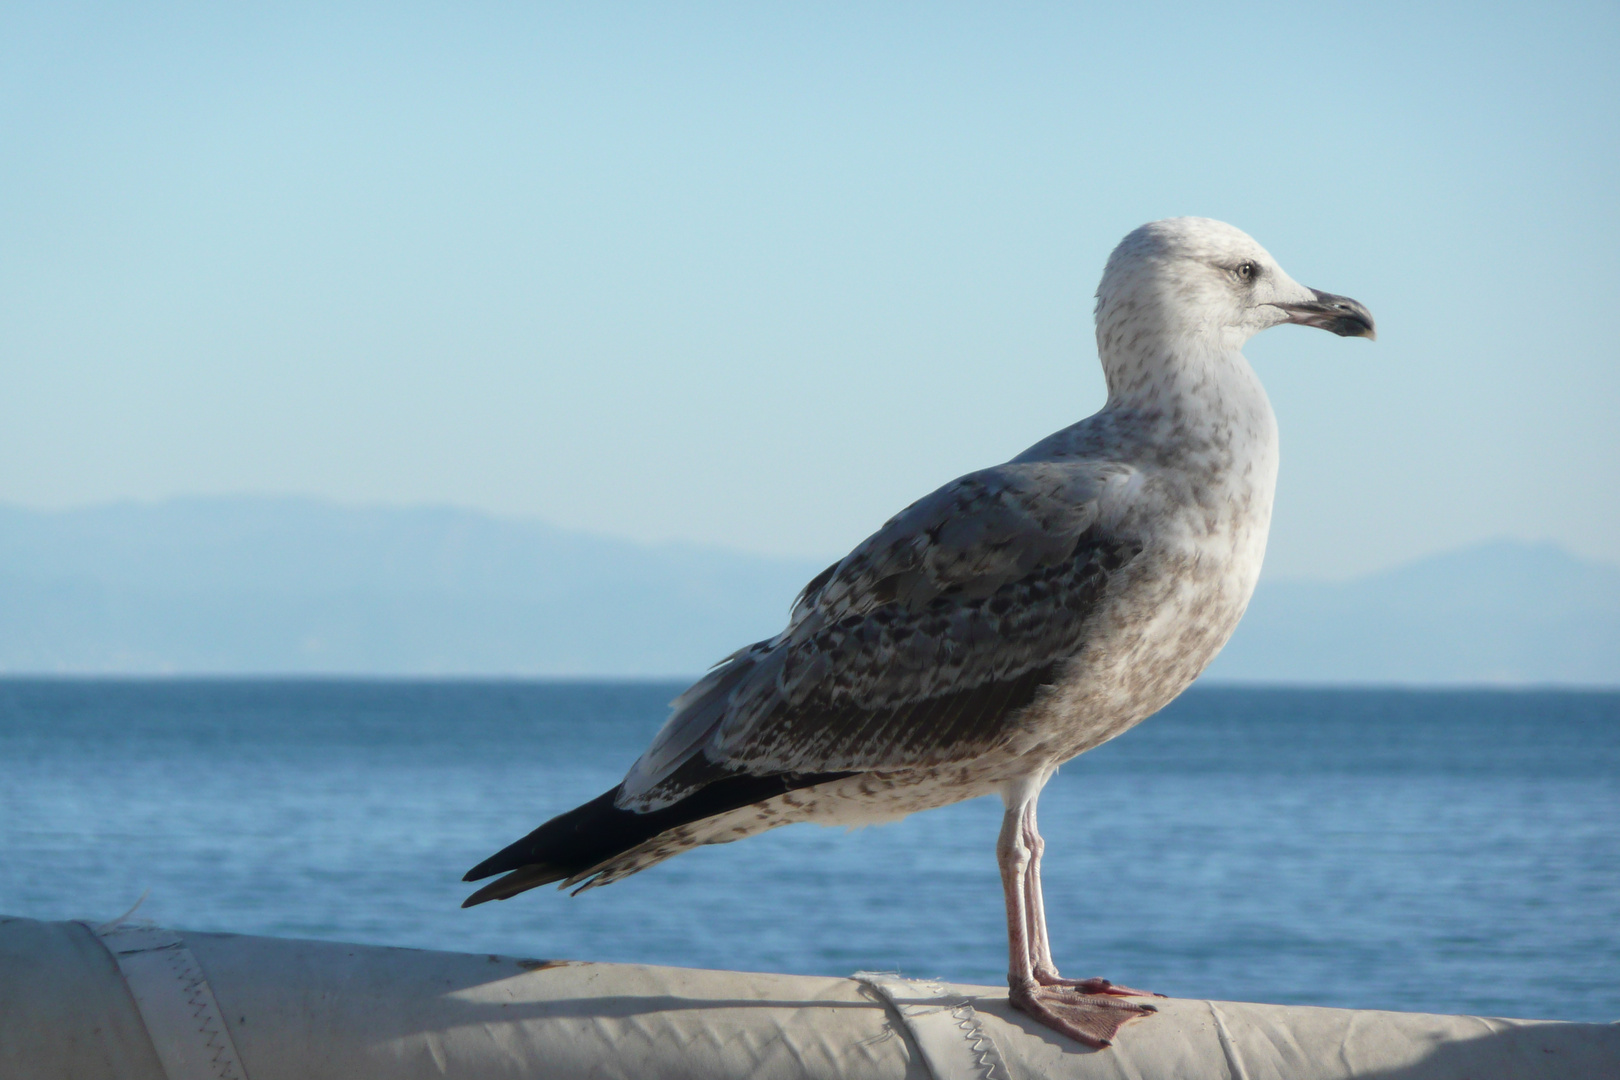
[461,863,571,907]
[461,768,856,906]
[463,788,624,884]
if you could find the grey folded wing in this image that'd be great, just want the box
[618,459,1145,812]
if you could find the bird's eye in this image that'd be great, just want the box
[1236,261,1259,283]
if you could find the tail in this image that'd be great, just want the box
[461,769,855,907]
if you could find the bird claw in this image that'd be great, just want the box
[1036,973,1166,998]
[1009,982,1159,1049]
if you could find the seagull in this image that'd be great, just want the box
[463,218,1374,1048]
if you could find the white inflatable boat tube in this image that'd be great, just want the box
[1,915,1615,1080]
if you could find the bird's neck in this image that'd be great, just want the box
[1095,332,1279,598]
[1097,331,1279,487]
[1099,325,1247,405]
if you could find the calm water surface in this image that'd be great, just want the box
[1,679,1616,1022]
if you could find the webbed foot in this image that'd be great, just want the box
[1009,979,1159,1048]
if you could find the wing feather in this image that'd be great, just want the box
[619,459,1144,811]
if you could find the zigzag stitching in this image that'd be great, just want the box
[912,978,1008,1080]
[162,940,244,1079]
[948,998,1008,1080]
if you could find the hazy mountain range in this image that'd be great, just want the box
[1,498,1615,684]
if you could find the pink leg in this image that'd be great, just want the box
[999,781,1157,1049]
[1022,800,1159,998]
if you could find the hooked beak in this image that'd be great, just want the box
[1273,289,1376,340]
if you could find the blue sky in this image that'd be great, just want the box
[2,2,1616,579]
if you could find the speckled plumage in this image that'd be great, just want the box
[588,220,1317,862]
[465,220,1374,1045]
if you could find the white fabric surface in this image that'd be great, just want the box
[1,915,1615,1080]
[94,924,248,1080]
[856,972,1012,1080]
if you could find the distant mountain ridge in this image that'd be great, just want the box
[1,499,1615,684]
[0,498,824,676]
[1207,540,1620,685]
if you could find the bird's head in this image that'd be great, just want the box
[1095,217,1375,358]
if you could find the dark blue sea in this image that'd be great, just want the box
[2,680,1616,1022]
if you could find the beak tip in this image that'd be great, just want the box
[1280,289,1376,341]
